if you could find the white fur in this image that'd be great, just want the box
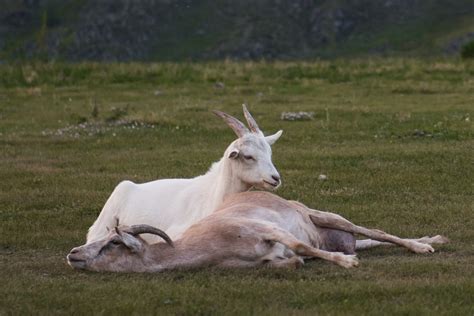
[86,109,283,244]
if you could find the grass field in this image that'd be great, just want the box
[0,59,473,315]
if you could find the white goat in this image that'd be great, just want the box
[87,105,283,243]
[69,192,448,272]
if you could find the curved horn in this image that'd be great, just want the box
[242,104,262,135]
[212,110,249,138]
[126,225,174,247]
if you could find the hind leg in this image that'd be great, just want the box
[309,211,447,254]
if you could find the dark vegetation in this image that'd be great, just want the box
[461,40,474,59]
[1,0,474,61]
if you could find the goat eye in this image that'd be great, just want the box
[243,155,254,161]
[111,240,121,245]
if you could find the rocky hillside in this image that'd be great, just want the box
[1,0,473,61]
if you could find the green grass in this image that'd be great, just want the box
[0,59,473,315]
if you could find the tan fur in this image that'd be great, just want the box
[68,192,447,272]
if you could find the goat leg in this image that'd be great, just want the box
[308,211,447,254]
[355,235,449,250]
[261,225,359,268]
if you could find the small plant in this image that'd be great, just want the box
[35,11,49,61]
[91,98,99,119]
[461,40,474,59]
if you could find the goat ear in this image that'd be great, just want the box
[228,149,239,159]
[265,130,283,145]
[120,233,143,253]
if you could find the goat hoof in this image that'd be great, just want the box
[432,235,450,244]
[412,243,435,254]
[336,253,359,268]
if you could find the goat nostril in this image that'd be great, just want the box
[70,248,79,254]
[272,175,280,183]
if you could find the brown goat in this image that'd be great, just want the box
[68,192,448,272]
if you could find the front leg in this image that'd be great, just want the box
[355,235,449,250]
[261,225,359,268]
[265,256,305,269]
[356,235,449,250]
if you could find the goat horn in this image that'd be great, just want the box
[242,104,262,134]
[126,225,174,247]
[212,110,249,138]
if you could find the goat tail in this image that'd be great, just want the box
[86,180,135,244]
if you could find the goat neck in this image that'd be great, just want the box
[198,153,252,214]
